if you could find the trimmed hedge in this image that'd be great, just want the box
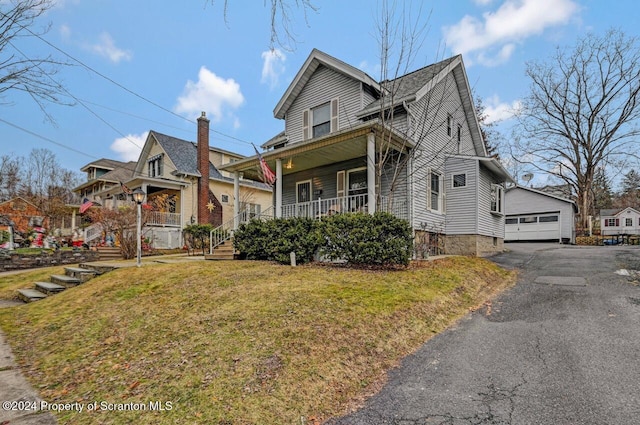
[233,212,413,267]
[233,218,322,264]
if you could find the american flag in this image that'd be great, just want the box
[120,181,133,195]
[252,144,276,186]
[79,198,94,214]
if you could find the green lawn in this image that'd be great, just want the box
[0,257,515,424]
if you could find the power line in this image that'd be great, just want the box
[0,118,98,159]
[21,24,255,147]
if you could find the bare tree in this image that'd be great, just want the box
[0,154,22,201]
[212,0,317,50]
[514,29,640,229]
[0,0,70,119]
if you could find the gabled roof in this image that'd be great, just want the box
[357,55,460,117]
[80,158,128,173]
[273,48,380,119]
[600,207,640,217]
[144,131,223,179]
[136,131,271,190]
[507,185,578,212]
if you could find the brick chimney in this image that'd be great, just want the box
[197,111,210,224]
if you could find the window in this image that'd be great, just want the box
[452,173,466,188]
[446,114,452,137]
[520,216,537,224]
[296,180,312,203]
[505,218,518,225]
[457,124,462,143]
[221,194,229,203]
[490,184,504,214]
[312,102,331,138]
[429,171,443,212]
[604,218,617,227]
[539,215,559,223]
[626,218,633,227]
[148,154,163,177]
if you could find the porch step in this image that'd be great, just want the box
[64,266,98,282]
[50,274,81,287]
[95,246,123,261]
[205,242,236,261]
[17,288,48,303]
[35,281,66,295]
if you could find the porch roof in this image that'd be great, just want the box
[219,122,412,181]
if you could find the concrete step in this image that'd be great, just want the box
[17,288,47,303]
[79,263,115,274]
[64,266,98,282]
[50,274,81,287]
[204,252,235,260]
[35,281,66,295]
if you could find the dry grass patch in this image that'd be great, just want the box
[0,257,515,424]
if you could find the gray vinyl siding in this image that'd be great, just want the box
[444,157,478,234]
[410,73,475,232]
[408,73,476,157]
[505,187,576,241]
[281,158,367,205]
[477,165,505,238]
[380,154,408,212]
[285,65,364,144]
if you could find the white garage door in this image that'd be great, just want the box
[505,213,560,241]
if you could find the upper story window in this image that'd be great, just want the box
[447,114,452,137]
[312,102,331,138]
[303,98,339,141]
[148,154,163,178]
[457,124,462,143]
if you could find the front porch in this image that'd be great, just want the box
[219,122,413,228]
[280,194,408,221]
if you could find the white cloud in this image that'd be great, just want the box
[473,0,494,5]
[358,60,382,81]
[443,0,579,66]
[59,24,71,40]
[174,66,245,123]
[483,95,521,124]
[110,132,148,162]
[89,32,133,64]
[261,49,286,89]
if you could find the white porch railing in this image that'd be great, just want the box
[84,223,103,244]
[147,212,181,227]
[209,206,274,254]
[281,194,408,221]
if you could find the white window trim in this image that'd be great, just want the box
[296,179,312,203]
[490,184,504,215]
[451,173,467,189]
[428,169,444,214]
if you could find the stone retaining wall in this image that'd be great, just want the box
[0,250,100,272]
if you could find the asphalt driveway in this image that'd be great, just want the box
[328,243,640,425]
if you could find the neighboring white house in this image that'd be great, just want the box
[220,49,514,256]
[505,185,578,244]
[600,207,640,236]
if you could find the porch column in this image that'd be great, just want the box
[367,132,376,215]
[233,171,240,229]
[275,158,283,218]
[71,209,76,234]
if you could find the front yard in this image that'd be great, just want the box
[0,258,515,424]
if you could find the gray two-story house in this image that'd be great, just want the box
[220,49,513,256]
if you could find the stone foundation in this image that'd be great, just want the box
[443,234,504,256]
[0,249,100,272]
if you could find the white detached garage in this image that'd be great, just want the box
[505,186,578,244]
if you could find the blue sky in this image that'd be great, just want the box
[1,0,637,184]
